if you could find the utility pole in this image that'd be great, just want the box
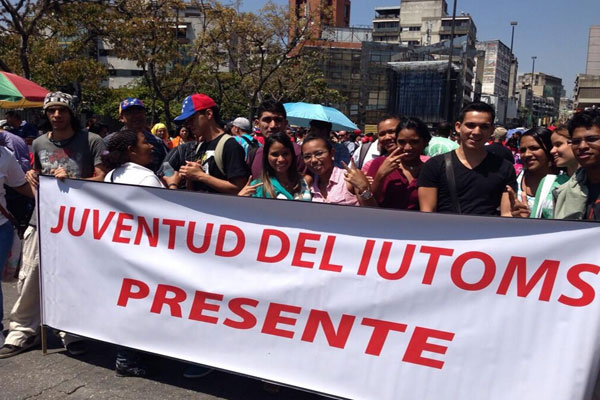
[530,56,537,127]
[444,0,458,122]
[502,21,517,126]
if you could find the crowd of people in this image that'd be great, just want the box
[0,89,599,382]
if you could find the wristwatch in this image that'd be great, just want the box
[359,188,373,200]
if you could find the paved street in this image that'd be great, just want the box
[1,281,326,400]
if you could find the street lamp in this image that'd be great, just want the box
[530,56,537,126]
[502,21,517,125]
[444,0,458,122]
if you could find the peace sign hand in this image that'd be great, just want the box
[506,185,531,218]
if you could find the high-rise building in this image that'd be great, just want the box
[290,0,351,39]
[586,26,600,76]
[574,74,600,110]
[517,72,563,122]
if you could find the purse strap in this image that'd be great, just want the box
[444,152,462,214]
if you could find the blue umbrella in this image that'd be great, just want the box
[506,127,526,139]
[283,102,358,131]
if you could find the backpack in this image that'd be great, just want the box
[194,133,233,176]
[240,134,261,167]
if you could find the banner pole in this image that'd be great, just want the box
[41,325,47,355]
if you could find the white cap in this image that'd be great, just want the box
[232,117,251,132]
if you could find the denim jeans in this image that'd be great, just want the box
[0,221,15,332]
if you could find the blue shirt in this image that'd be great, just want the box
[0,130,30,171]
[7,121,38,139]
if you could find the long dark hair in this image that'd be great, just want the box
[521,127,556,173]
[261,131,300,198]
[101,130,138,170]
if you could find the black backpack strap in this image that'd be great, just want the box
[357,141,372,170]
[444,152,461,214]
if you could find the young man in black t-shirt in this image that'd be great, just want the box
[418,102,516,216]
[162,93,249,194]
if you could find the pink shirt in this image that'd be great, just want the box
[310,167,359,206]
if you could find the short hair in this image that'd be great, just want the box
[458,102,495,124]
[396,117,431,145]
[301,133,333,152]
[377,114,402,129]
[436,121,453,138]
[256,100,286,120]
[309,120,332,132]
[493,127,507,141]
[5,110,20,119]
[568,109,600,137]
[102,129,139,170]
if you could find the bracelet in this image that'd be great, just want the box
[168,183,178,188]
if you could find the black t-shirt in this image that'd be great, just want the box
[585,183,600,221]
[418,151,517,215]
[162,134,250,193]
[486,142,514,164]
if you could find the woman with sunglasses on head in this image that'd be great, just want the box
[301,134,376,206]
[239,131,310,200]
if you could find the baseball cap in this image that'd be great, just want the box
[119,98,146,114]
[44,92,75,113]
[174,94,217,122]
[232,117,251,132]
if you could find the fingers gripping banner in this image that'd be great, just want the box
[38,176,600,400]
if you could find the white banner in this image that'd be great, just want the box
[39,176,600,400]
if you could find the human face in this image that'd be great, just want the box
[121,106,147,132]
[570,125,600,169]
[157,128,168,138]
[185,110,210,139]
[256,112,287,137]
[179,127,189,140]
[338,131,348,142]
[519,135,550,173]
[550,130,576,168]
[396,128,426,163]
[46,106,72,131]
[455,111,494,150]
[5,114,18,128]
[377,118,400,153]
[129,132,154,167]
[268,141,293,176]
[302,138,334,177]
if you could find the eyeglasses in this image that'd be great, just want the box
[569,135,600,146]
[302,150,328,161]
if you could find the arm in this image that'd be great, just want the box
[86,165,107,182]
[418,187,438,212]
[163,171,183,189]
[13,182,34,198]
[179,161,247,194]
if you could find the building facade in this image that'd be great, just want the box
[574,74,600,110]
[586,26,600,76]
[290,0,351,39]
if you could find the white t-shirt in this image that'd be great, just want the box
[352,139,380,169]
[0,146,27,226]
[104,162,164,188]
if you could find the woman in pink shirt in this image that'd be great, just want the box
[302,134,376,206]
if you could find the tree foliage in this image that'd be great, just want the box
[0,0,343,126]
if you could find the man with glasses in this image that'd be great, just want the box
[418,102,516,216]
[554,108,600,220]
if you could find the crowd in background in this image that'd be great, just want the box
[1,90,599,382]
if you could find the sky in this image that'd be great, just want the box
[240,0,600,98]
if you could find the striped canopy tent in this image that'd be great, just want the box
[0,71,49,109]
